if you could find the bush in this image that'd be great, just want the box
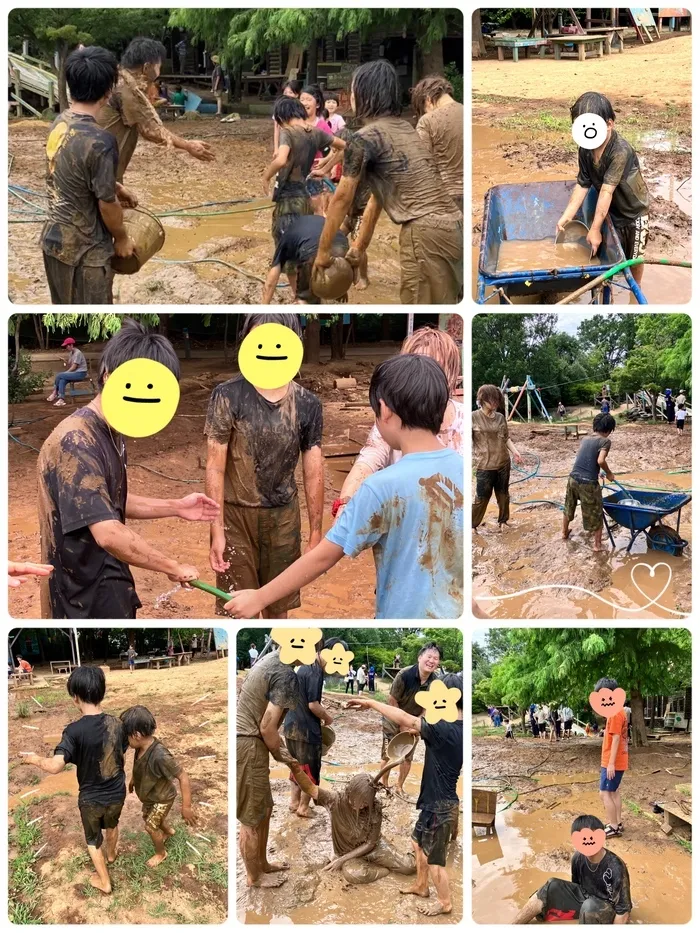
[9,353,46,403]
[444,62,463,104]
[442,659,461,673]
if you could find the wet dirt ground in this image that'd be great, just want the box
[237,686,463,924]
[472,35,692,304]
[473,422,692,619]
[472,733,692,924]
[8,353,391,620]
[8,659,228,923]
[8,118,401,306]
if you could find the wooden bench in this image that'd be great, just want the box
[549,35,604,61]
[10,670,34,687]
[174,652,192,666]
[216,647,228,659]
[493,38,549,62]
[472,788,498,833]
[660,803,692,835]
[50,660,73,675]
[583,26,626,54]
[148,656,176,670]
[121,657,151,670]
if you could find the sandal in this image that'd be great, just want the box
[53,399,66,407]
[604,823,620,837]
[46,392,57,402]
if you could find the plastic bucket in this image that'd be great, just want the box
[321,725,336,756]
[111,207,165,275]
[386,731,417,761]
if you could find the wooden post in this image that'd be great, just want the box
[13,68,22,117]
[585,8,592,28]
[527,388,532,422]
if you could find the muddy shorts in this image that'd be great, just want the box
[79,799,124,848]
[236,736,273,827]
[381,731,417,763]
[599,766,625,792]
[285,737,322,785]
[216,498,301,616]
[272,196,314,274]
[43,254,114,305]
[615,214,649,261]
[142,800,174,833]
[398,214,463,304]
[535,878,617,923]
[341,837,416,884]
[564,476,603,532]
[412,808,454,867]
[473,463,511,528]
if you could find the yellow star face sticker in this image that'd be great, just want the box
[271,627,323,666]
[320,644,355,676]
[415,679,461,724]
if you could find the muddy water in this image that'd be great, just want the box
[472,785,691,923]
[9,768,78,809]
[496,238,594,273]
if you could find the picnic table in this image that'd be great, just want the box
[493,37,549,62]
[50,660,73,675]
[583,26,626,54]
[9,670,34,687]
[549,35,604,61]
[174,652,192,666]
[148,656,176,670]
[120,657,151,670]
[241,73,288,98]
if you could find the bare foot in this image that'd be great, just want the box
[89,872,111,894]
[355,277,369,291]
[593,544,604,552]
[401,884,429,898]
[261,860,289,872]
[147,852,168,868]
[249,873,287,888]
[106,844,119,864]
[562,529,571,540]
[417,901,452,916]
[296,808,314,818]
[162,825,176,838]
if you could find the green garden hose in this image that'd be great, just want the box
[557,257,692,305]
[190,580,232,602]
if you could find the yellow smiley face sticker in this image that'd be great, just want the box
[415,679,462,724]
[102,359,180,438]
[320,644,355,676]
[271,627,324,666]
[238,323,303,389]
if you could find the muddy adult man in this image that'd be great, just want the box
[380,644,441,795]
[236,647,300,887]
[597,676,628,838]
[346,673,464,916]
[312,60,463,304]
[283,636,338,818]
[98,37,214,184]
[37,320,218,619]
[205,312,324,618]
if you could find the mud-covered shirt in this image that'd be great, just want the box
[283,660,324,745]
[272,214,348,269]
[382,664,438,739]
[236,651,300,738]
[570,435,611,484]
[132,738,182,804]
[576,130,650,226]
[41,111,118,267]
[416,100,464,204]
[37,407,141,619]
[472,408,509,471]
[316,786,383,855]
[343,117,461,226]
[55,712,127,805]
[571,850,633,915]
[204,376,323,508]
[275,125,335,201]
[417,718,463,813]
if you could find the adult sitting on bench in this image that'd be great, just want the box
[47,337,88,408]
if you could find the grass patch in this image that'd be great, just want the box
[196,860,228,887]
[624,800,643,815]
[25,773,41,786]
[63,852,91,882]
[148,901,170,918]
[26,791,72,806]
[8,805,43,922]
[31,689,69,709]
[473,724,505,737]
[676,838,691,853]
[9,900,38,924]
[16,701,31,719]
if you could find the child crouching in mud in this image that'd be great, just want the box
[120,705,197,866]
[562,413,615,552]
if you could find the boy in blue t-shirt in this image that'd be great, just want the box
[224,354,464,619]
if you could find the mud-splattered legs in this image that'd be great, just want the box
[104,826,119,864]
[396,758,412,793]
[513,893,544,924]
[87,844,112,893]
[146,828,167,867]
[400,840,429,897]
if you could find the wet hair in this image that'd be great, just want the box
[120,705,157,737]
[281,79,303,97]
[324,92,340,105]
[411,74,454,116]
[418,641,443,660]
[570,91,615,124]
[121,37,167,70]
[67,666,106,705]
[239,313,303,340]
[571,814,605,833]
[594,677,618,692]
[301,84,325,117]
[273,96,307,126]
[369,355,449,434]
[401,326,461,395]
[346,773,376,810]
[352,60,402,123]
[65,46,118,102]
[476,384,504,411]
[441,673,463,709]
[98,318,180,389]
[593,413,616,434]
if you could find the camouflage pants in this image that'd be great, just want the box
[564,476,603,532]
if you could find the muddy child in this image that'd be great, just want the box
[225,354,464,620]
[22,666,127,894]
[120,705,196,867]
[562,412,616,552]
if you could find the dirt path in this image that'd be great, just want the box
[238,686,463,924]
[8,659,228,924]
[8,118,401,305]
[472,423,692,619]
[472,734,691,923]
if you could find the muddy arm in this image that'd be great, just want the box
[288,760,320,799]
[176,770,197,825]
[23,753,65,774]
[88,519,190,581]
[322,840,376,872]
[347,696,421,733]
[315,175,360,267]
[301,446,324,546]
[260,702,292,762]
[262,265,282,304]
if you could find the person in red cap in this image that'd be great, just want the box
[47,337,88,407]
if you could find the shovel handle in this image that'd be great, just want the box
[190,579,232,602]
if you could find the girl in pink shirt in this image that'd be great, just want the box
[300,84,332,213]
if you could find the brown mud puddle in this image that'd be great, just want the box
[496,238,594,273]
[9,768,78,808]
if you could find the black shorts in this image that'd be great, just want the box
[412,809,454,867]
[677,418,685,430]
[615,214,649,261]
[79,800,124,848]
[536,878,618,923]
[564,719,573,732]
[285,737,322,785]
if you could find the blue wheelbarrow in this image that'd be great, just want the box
[477,180,648,304]
[602,489,691,554]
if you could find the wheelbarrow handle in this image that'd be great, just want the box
[190,579,232,602]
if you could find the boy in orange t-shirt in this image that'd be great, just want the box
[597,677,628,838]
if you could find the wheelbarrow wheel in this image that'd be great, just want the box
[646,524,686,557]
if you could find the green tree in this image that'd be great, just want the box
[41,312,161,341]
[577,314,638,371]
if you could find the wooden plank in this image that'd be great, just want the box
[472,811,497,826]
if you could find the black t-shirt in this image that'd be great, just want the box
[272,215,348,270]
[204,376,323,507]
[55,712,127,805]
[382,664,438,739]
[416,718,463,813]
[571,850,633,915]
[283,660,325,745]
[38,407,141,620]
[576,130,650,226]
[275,125,334,201]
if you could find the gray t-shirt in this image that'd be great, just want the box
[69,348,88,373]
[570,435,611,484]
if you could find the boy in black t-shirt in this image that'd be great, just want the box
[121,705,197,867]
[22,666,127,894]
